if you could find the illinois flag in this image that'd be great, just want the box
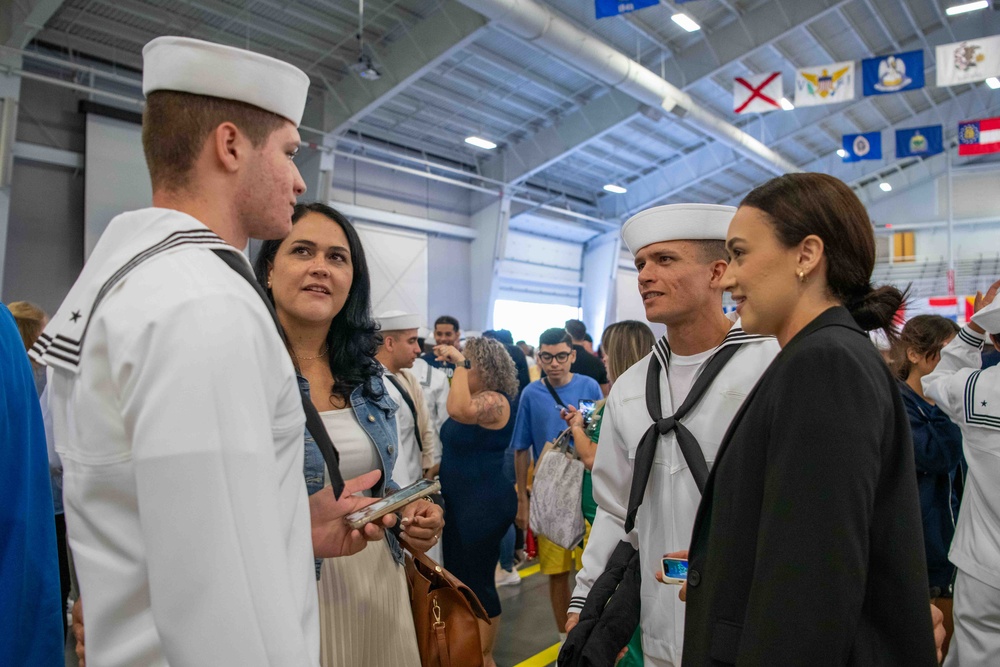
[936,35,1000,87]
[958,117,1000,156]
[733,72,783,114]
[795,61,855,106]
[842,131,881,161]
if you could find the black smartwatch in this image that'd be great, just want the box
[459,359,471,369]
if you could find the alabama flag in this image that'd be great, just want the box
[958,117,1000,156]
[733,72,783,114]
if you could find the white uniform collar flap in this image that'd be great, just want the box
[30,208,236,375]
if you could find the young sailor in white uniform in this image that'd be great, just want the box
[923,279,1000,667]
[565,205,780,667]
[31,37,386,667]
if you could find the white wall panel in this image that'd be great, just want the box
[354,221,429,321]
[84,113,151,258]
[614,268,665,338]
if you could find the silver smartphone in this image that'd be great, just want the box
[344,478,441,530]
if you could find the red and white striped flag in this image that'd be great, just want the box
[733,72,783,114]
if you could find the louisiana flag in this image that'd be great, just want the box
[958,117,1000,156]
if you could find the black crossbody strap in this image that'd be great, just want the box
[543,377,568,409]
[211,249,346,499]
[385,374,423,451]
[624,344,742,532]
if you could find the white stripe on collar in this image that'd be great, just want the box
[652,322,773,370]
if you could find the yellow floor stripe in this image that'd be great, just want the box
[513,641,561,667]
[518,563,541,579]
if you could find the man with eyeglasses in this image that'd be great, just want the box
[512,327,602,643]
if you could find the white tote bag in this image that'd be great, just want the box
[529,429,586,550]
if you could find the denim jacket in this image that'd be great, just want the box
[298,374,404,577]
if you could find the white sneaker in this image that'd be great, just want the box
[495,565,521,587]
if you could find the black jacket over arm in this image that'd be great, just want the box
[682,307,936,667]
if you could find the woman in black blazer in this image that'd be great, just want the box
[681,173,938,666]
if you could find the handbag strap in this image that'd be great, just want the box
[542,377,568,409]
[211,249,346,499]
[386,374,423,451]
[434,621,452,667]
[624,343,742,533]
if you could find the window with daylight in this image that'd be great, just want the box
[492,300,582,348]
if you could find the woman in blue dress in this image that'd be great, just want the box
[434,338,519,667]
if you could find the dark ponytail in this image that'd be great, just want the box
[741,173,906,340]
[846,284,908,339]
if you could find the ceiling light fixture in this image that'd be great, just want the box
[879,182,893,192]
[987,77,1000,89]
[671,13,701,32]
[837,149,848,158]
[946,1,989,16]
[779,97,795,111]
[603,184,628,194]
[465,136,497,150]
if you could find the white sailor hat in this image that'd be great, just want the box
[142,36,310,126]
[972,299,1000,335]
[377,310,423,332]
[621,204,737,256]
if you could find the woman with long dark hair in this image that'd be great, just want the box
[254,202,443,667]
[681,173,937,665]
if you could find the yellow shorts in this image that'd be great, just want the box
[537,521,592,575]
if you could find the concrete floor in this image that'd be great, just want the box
[494,566,564,667]
[62,565,565,667]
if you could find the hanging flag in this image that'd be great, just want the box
[895,125,943,159]
[862,50,924,96]
[733,73,783,114]
[907,297,960,322]
[936,35,1000,87]
[842,132,882,162]
[595,0,658,19]
[958,117,1000,156]
[795,61,855,107]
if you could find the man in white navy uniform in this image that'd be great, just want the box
[564,204,780,667]
[31,37,386,667]
[376,310,440,488]
[923,279,1000,667]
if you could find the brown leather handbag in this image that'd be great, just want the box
[400,537,491,667]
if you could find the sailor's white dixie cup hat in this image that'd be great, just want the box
[972,298,1000,335]
[142,36,310,126]
[377,310,423,332]
[621,204,738,256]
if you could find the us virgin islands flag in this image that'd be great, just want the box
[895,125,942,159]
[842,132,882,162]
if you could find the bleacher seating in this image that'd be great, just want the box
[873,255,1000,299]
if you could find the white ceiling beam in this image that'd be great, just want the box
[322,0,489,135]
[476,0,855,193]
[3,0,66,50]
[480,89,649,184]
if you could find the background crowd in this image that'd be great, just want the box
[6,34,1000,667]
